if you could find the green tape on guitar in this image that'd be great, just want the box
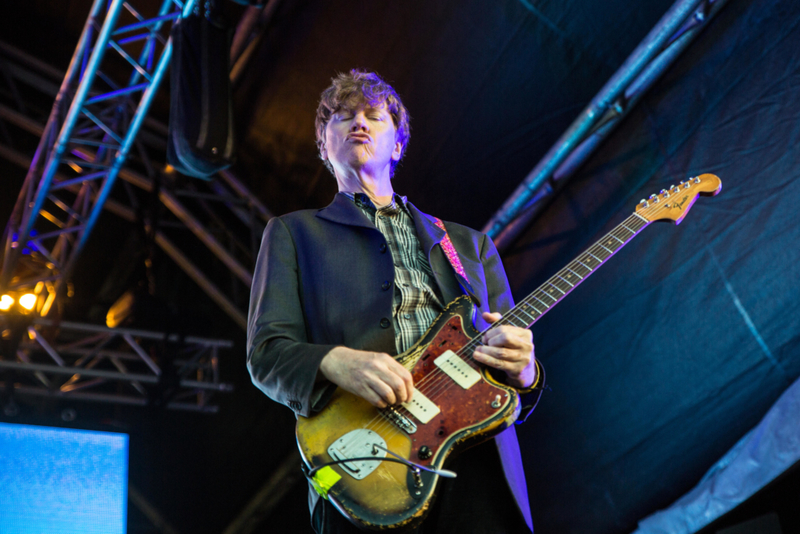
[311,466,341,500]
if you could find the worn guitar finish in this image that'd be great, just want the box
[296,174,722,531]
[296,296,520,530]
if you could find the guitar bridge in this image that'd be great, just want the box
[384,406,418,434]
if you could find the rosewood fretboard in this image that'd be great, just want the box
[494,213,650,331]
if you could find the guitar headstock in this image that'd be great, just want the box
[635,173,722,224]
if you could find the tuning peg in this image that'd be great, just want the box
[694,177,701,183]
[639,199,649,207]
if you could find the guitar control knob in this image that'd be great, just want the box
[418,446,432,460]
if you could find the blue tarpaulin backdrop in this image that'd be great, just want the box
[504,0,800,531]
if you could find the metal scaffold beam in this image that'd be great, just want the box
[482,0,729,251]
[0,40,272,331]
[1,318,233,412]
[0,0,197,313]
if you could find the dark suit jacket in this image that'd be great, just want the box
[247,193,536,531]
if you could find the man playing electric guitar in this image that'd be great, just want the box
[247,70,543,533]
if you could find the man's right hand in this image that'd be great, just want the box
[319,347,414,408]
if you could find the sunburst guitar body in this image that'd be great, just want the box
[296,295,520,531]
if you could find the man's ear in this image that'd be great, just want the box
[320,143,328,161]
[391,141,403,161]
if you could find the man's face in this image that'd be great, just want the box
[323,101,403,178]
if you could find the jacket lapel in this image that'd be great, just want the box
[315,193,376,230]
[406,202,480,306]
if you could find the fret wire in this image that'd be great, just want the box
[556,274,574,288]
[588,248,607,261]
[514,308,535,325]
[510,308,529,322]
[505,311,525,327]
[524,298,546,314]
[545,281,565,296]
[565,266,584,280]
[618,223,635,236]
[613,224,635,239]
[520,301,542,317]
[494,212,652,331]
[534,291,555,305]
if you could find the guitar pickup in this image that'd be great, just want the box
[401,391,439,425]
[434,350,481,389]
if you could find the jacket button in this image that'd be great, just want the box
[381,281,391,291]
[380,318,391,328]
[379,243,387,253]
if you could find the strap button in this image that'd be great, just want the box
[380,318,391,329]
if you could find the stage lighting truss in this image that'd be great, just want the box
[0,0,198,315]
[0,12,272,332]
[0,318,233,412]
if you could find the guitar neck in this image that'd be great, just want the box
[498,212,651,330]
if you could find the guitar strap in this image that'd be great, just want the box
[432,217,479,305]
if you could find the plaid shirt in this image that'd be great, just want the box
[342,192,443,354]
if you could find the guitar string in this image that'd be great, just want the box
[329,192,680,461]
[376,223,640,426]
[408,210,654,405]
[414,213,647,401]
[385,211,647,411]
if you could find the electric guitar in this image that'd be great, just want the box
[295,174,722,530]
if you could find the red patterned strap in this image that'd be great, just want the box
[433,218,469,282]
[432,218,479,306]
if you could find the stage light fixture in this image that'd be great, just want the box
[0,295,13,311]
[19,294,37,311]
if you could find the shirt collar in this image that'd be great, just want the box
[340,191,410,215]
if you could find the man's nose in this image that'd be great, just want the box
[350,113,369,131]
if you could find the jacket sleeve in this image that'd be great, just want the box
[246,217,337,417]
[478,233,545,424]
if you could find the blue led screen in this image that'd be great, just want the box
[0,422,128,534]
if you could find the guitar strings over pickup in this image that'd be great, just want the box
[400,392,440,425]
[434,350,482,389]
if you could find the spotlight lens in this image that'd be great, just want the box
[0,295,13,311]
[19,293,37,311]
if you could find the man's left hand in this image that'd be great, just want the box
[473,311,537,389]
